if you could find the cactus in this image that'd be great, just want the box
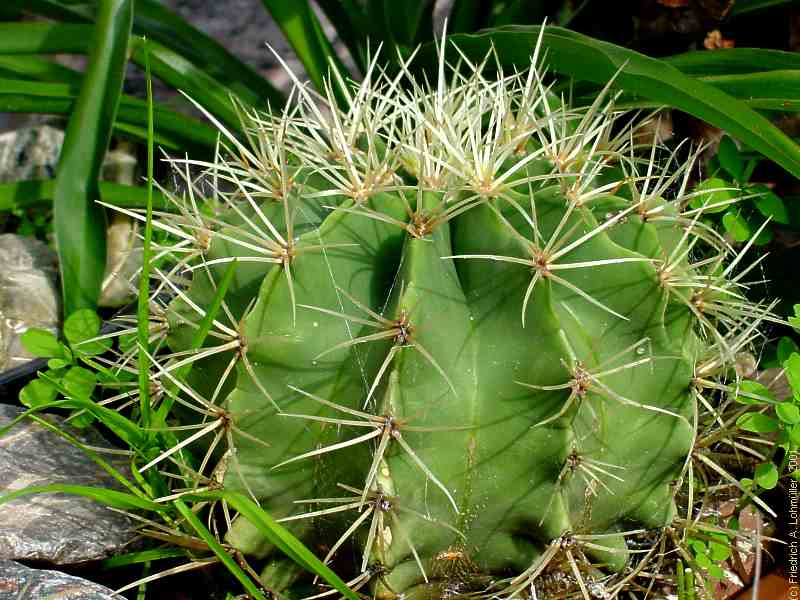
[118,33,776,599]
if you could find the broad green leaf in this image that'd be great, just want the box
[20,328,62,358]
[785,352,800,394]
[722,210,751,242]
[64,309,101,345]
[47,358,70,370]
[777,402,800,424]
[414,26,800,178]
[707,540,731,562]
[62,366,97,400]
[778,337,799,363]
[750,184,789,224]
[690,178,737,213]
[717,136,744,182]
[19,378,58,408]
[754,462,779,489]
[789,304,800,332]
[736,412,780,433]
[53,0,132,315]
[730,380,777,405]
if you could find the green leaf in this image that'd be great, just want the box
[722,210,751,242]
[750,184,789,224]
[19,378,58,408]
[707,540,731,562]
[102,547,189,569]
[777,402,800,424]
[0,483,163,512]
[173,499,269,600]
[789,304,800,332]
[415,26,800,179]
[790,423,800,446]
[736,412,780,433]
[53,0,133,316]
[64,309,101,345]
[754,462,779,489]
[731,380,777,405]
[718,136,744,182]
[785,352,800,394]
[778,337,800,363]
[20,328,62,358]
[0,179,171,212]
[665,48,800,76]
[699,70,800,112]
[186,490,359,600]
[690,177,737,213]
[62,366,97,400]
[47,358,70,370]
[730,0,796,16]
[259,0,350,98]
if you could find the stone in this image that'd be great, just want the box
[0,560,123,600]
[0,234,60,372]
[0,404,135,564]
[0,126,63,184]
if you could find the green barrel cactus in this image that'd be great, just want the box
[122,34,773,599]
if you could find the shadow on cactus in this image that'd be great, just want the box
[110,31,782,599]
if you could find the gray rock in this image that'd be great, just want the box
[0,560,123,600]
[0,126,64,183]
[0,234,60,372]
[0,405,135,564]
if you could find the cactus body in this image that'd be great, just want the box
[147,38,760,598]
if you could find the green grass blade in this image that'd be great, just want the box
[11,0,282,106]
[133,0,282,107]
[0,484,163,512]
[153,260,238,427]
[27,414,145,500]
[173,499,269,600]
[700,70,800,112]
[449,0,492,33]
[138,46,155,431]
[187,490,359,600]
[664,48,800,75]
[0,22,93,53]
[52,0,133,315]
[259,0,350,96]
[102,547,189,569]
[414,25,800,179]
[730,0,795,15]
[0,180,169,211]
[0,23,247,137]
[314,0,369,71]
[0,55,82,84]
[0,78,218,153]
[129,37,246,133]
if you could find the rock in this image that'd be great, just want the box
[0,404,135,564]
[0,560,123,600]
[0,234,60,372]
[0,125,63,183]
